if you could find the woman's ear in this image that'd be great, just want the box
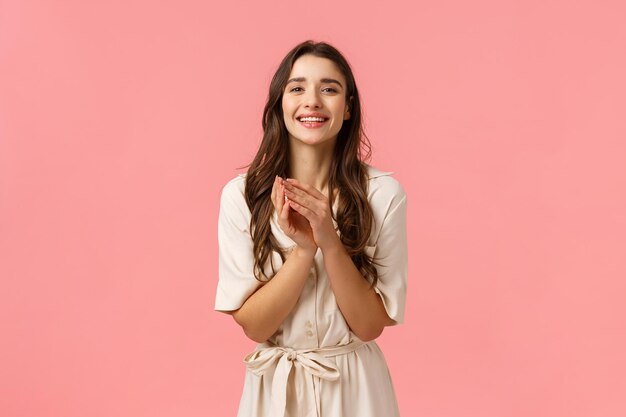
[344,96,353,120]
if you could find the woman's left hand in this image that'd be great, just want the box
[282,178,341,252]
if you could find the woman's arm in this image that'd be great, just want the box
[229,245,316,343]
[321,243,395,341]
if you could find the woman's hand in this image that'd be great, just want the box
[271,175,317,253]
[281,178,342,252]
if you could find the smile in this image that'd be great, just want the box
[297,117,328,128]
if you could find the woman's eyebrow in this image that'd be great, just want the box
[286,77,343,89]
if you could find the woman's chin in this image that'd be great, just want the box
[290,135,337,147]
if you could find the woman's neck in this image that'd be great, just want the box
[287,140,334,197]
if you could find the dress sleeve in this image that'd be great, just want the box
[214,181,264,312]
[371,188,408,325]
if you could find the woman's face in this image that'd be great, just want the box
[281,54,351,148]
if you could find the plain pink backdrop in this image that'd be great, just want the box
[1,1,625,416]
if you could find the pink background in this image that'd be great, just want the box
[1,1,625,416]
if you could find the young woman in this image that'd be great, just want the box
[215,40,408,417]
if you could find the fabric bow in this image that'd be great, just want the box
[244,340,365,417]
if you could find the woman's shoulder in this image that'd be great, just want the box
[221,172,246,194]
[219,172,248,212]
[365,163,406,202]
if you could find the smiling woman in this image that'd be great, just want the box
[215,40,408,417]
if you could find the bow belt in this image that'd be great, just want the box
[243,338,366,417]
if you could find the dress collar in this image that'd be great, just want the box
[365,164,394,179]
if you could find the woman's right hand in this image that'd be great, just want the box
[272,175,317,253]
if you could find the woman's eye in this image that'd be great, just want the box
[288,87,337,93]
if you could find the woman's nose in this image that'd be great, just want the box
[303,90,322,107]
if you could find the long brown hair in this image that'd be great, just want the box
[239,40,381,287]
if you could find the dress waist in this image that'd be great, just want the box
[243,338,367,417]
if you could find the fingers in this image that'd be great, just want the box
[283,182,323,219]
[283,182,309,202]
[276,176,291,223]
[277,176,284,213]
[285,178,326,200]
[273,175,289,223]
[271,175,278,206]
[272,175,282,214]
[286,197,313,219]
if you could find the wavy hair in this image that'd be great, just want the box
[239,40,381,288]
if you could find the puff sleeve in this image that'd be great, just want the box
[370,185,408,325]
[214,179,263,312]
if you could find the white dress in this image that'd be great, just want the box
[215,164,408,417]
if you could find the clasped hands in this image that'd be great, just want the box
[271,175,341,254]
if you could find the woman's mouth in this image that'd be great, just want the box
[297,116,328,128]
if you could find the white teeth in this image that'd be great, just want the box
[298,117,326,122]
